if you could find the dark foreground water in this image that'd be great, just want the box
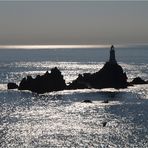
[0,46,148,147]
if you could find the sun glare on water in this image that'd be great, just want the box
[0,45,110,49]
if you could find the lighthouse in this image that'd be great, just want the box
[109,45,117,63]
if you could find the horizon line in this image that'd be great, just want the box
[0,44,148,49]
[0,45,110,49]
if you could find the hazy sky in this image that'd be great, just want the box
[0,1,148,45]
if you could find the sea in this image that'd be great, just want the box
[0,45,148,147]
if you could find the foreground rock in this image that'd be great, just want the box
[7,82,18,89]
[131,77,148,85]
[18,67,66,94]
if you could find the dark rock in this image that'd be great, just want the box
[102,121,107,127]
[10,45,136,94]
[7,82,18,89]
[83,100,92,103]
[18,67,66,94]
[67,45,128,90]
[103,100,109,103]
[18,76,34,91]
[131,77,147,85]
[68,74,90,89]
[68,62,128,89]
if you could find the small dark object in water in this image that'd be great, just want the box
[102,122,107,127]
[83,100,92,103]
[103,100,109,103]
[7,82,18,89]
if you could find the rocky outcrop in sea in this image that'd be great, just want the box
[18,67,66,94]
[68,61,128,89]
[7,45,147,94]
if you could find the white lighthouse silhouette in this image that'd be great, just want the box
[109,45,117,63]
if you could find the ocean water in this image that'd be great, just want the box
[0,46,148,147]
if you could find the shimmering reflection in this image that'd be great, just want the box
[0,61,147,83]
[0,61,103,83]
[0,88,148,147]
[0,59,148,147]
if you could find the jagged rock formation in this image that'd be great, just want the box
[68,61,128,89]
[8,45,147,94]
[18,67,66,94]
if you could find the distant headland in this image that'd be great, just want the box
[8,45,148,94]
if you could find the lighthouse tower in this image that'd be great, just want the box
[109,45,117,63]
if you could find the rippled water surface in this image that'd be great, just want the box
[0,47,148,147]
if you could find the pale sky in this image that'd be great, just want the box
[0,1,148,45]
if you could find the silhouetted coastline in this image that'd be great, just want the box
[7,45,148,94]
